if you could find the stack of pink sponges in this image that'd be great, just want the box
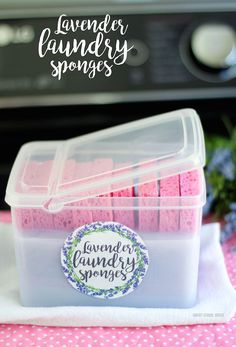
[15,159,202,233]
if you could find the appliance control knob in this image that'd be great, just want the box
[191,23,236,69]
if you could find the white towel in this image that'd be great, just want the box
[0,222,235,327]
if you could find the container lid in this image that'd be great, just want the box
[5,108,205,210]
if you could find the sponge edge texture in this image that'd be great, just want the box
[112,163,135,229]
[32,161,54,231]
[15,208,33,230]
[138,172,159,232]
[53,159,76,231]
[20,160,39,189]
[159,175,180,232]
[16,161,54,231]
[91,159,113,222]
[180,169,202,233]
[72,162,93,228]
[15,161,37,230]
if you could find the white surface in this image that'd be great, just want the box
[0,222,235,326]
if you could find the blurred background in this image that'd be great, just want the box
[1,0,236,230]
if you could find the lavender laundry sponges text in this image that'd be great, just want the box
[38,14,133,79]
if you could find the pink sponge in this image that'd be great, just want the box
[61,159,76,186]
[72,162,93,228]
[15,161,37,230]
[20,160,39,190]
[33,160,53,188]
[138,171,159,232]
[16,160,54,231]
[15,208,33,230]
[32,208,54,231]
[53,159,76,231]
[159,175,180,232]
[53,209,74,231]
[32,160,54,230]
[112,163,135,229]
[91,159,113,222]
[180,170,202,196]
[180,169,202,232]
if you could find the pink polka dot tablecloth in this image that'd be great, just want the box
[0,211,236,347]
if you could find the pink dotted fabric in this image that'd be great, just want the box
[0,212,236,347]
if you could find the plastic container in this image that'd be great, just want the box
[5,108,206,308]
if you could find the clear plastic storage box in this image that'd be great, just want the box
[5,108,206,308]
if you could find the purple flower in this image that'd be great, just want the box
[208,148,235,180]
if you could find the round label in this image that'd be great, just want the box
[61,221,149,299]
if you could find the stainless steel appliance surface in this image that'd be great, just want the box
[0,1,236,107]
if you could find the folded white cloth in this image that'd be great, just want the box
[0,222,235,327]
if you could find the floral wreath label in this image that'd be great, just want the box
[61,221,149,299]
